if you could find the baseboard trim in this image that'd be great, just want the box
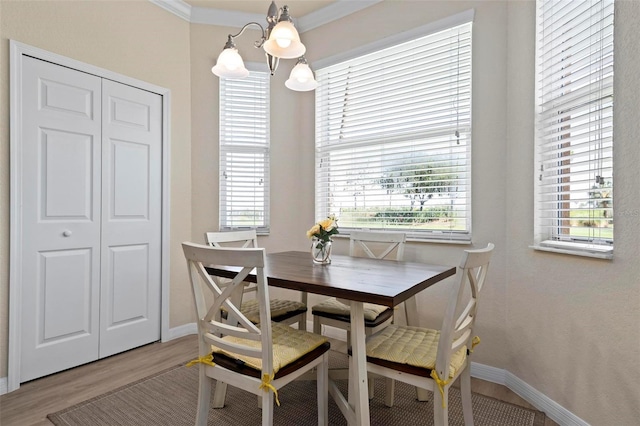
[471,362,588,426]
[165,322,197,341]
[0,377,7,395]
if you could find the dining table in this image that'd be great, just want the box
[206,250,456,426]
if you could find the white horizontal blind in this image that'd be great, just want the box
[315,22,472,240]
[535,0,614,254]
[219,71,270,232]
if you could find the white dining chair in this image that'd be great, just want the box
[205,230,308,330]
[312,230,406,398]
[312,230,406,339]
[361,243,495,426]
[182,242,330,426]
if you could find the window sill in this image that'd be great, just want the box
[530,241,613,260]
[333,232,472,245]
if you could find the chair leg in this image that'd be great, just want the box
[416,386,430,401]
[460,365,474,426]
[261,388,274,425]
[384,377,395,407]
[195,369,212,426]
[211,381,227,408]
[365,327,374,399]
[347,354,354,406]
[298,311,308,331]
[313,316,322,334]
[432,385,449,426]
[317,354,329,426]
[368,376,375,400]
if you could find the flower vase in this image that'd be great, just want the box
[311,239,332,265]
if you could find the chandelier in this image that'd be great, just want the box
[211,1,318,91]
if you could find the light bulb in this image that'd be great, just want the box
[276,38,292,48]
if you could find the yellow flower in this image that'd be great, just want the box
[318,217,335,231]
[306,224,320,238]
[307,215,339,240]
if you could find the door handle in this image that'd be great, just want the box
[62,230,72,237]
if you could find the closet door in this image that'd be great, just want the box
[18,57,163,382]
[99,80,161,357]
[20,57,102,381]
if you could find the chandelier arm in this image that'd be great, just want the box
[228,22,267,49]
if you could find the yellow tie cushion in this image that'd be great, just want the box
[312,297,389,321]
[366,325,467,378]
[212,322,327,373]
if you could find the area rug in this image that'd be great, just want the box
[48,351,545,426]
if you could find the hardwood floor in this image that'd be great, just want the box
[0,335,557,426]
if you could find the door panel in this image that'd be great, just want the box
[99,80,162,358]
[107,244,150,324]
[40,249,94,340]
[20,57,102,381]
[41,129,94,219]
[111,139,150,218]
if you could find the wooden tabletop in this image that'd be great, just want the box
[206,250,456,308]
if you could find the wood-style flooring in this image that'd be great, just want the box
[0,335,558,426]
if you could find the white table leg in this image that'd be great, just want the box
[404,296,429,401]
[349,301,370,426]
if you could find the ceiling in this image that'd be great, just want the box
[183,1,339,18]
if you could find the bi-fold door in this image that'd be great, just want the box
[19,56,162,382]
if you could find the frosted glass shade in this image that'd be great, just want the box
[263,21,306,59]
[285,62,318,91]
[211,48,249,78]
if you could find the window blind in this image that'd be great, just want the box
[315,22,472,241]
[219,71,270,232]
[535,0,614,255]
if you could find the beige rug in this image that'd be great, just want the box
[48,351,545,425]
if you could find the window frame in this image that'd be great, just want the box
[313,11,475,242]
[532,0,615,259]
[218,63,271,234]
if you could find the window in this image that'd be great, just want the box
[315,19,473,241]
[534,0,614,258]
[219,69,270,233]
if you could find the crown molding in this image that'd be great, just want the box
[296,0,382,33]
[149,0,192,22]
[190,7,269,28]
[149,0,382,32]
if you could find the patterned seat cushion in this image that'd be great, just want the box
[312,297,389,321]
[241,299,306,324]
[366,324,467,378]
[221,298,306,324]
[212,322,327,373]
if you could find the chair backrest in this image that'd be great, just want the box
[205,230,258,249]
[182,242,275,376]
[349,230,406,261]
[435,243,494,379]
[205,230,259,294]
